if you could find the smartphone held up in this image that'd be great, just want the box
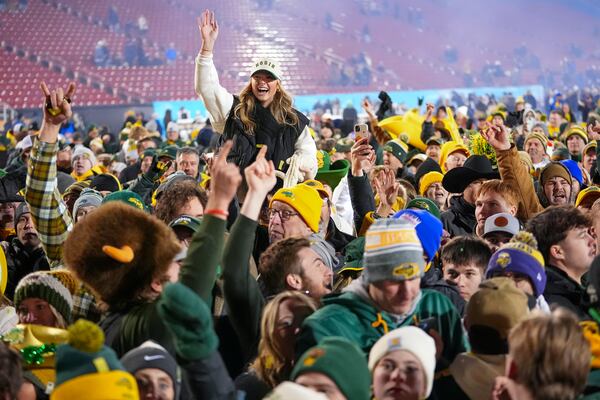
[354,123,370,141]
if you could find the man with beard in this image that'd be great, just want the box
[259,237,333,299]
[1,202,49,300]
[296,218,467,370]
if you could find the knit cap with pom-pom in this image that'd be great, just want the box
[53,319,129,387]
[67,319,105,354]
[485,230,547,296]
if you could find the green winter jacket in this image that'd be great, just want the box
[296,282,468,371]
[100,214,226,356]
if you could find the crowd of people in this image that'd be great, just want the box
[2,8,600,400]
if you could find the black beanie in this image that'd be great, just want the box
[120,341,181,399]
[89,173,121,193]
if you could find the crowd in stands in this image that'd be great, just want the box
[3,7,600,400]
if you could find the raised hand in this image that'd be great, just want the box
[245,146,276,197]
[198,9,219,54]
[350,137,375,177]
[374,168,400,217]
[241,146,276,220]
[206,141,242,215]
[40,81,76,127]
[590,119,600,141]
[362,98,375,118]
[425,103,434,121]
[481,121,511,152]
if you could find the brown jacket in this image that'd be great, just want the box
[496,145,543,221]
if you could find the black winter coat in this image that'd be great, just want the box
[440,196,476,238]
[544,265,590,320]
[3,239,50,300]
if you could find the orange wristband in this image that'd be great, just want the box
[205,209,229,217]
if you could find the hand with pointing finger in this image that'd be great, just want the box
[245,146,276,198]
[205,141,242,216]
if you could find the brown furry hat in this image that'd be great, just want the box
[63,202,181,310]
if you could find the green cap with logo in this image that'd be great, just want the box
[102,190,146,212]
[405,197,441,219]
[168,215,202,233]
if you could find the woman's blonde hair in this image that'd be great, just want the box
[234,80,299,134]
[250,291,317,388]
[509,309,590,400]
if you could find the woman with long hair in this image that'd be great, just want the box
[194,10,317,197]
[235,291,318,400]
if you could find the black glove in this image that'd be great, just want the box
[144,155,171,183]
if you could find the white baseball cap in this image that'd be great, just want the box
[251,58,282,80]
[483,213,520,237]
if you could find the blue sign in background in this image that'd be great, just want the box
[153,84,544,121]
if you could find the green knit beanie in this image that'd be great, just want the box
[54,320,126,385]
[14,270,76,324]
[383,139,408,163]
[291,337,371,400]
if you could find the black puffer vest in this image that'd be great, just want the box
[220,96,309,176]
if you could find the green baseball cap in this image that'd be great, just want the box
[405,197,441,219]
[168,215,202,233]
[102,190,146,212]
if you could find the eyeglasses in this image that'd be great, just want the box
[268,208,299,221]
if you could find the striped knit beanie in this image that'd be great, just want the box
[363,218,425,283]
[14,270,77,324]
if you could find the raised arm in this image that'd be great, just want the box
[222,146,276,355]
[25,82,76,264]
[194,10,234,133]
[481,122,543,220]
[348,137,377,233]
[362,98,392,146]
[179,141,242,304]
[420,103,435,143]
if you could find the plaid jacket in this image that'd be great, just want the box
[25,139,100,322]
[25,139,72,264]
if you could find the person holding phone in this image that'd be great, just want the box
[194,10,317,198]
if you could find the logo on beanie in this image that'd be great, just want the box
[281,190,294,199]
[496,252,511,268]
[303,348,325,367]
[392,263,419,279]
[128,197,144,210]
[317,151,324,169]
[116,376,135,390]
[388,337,402,350]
